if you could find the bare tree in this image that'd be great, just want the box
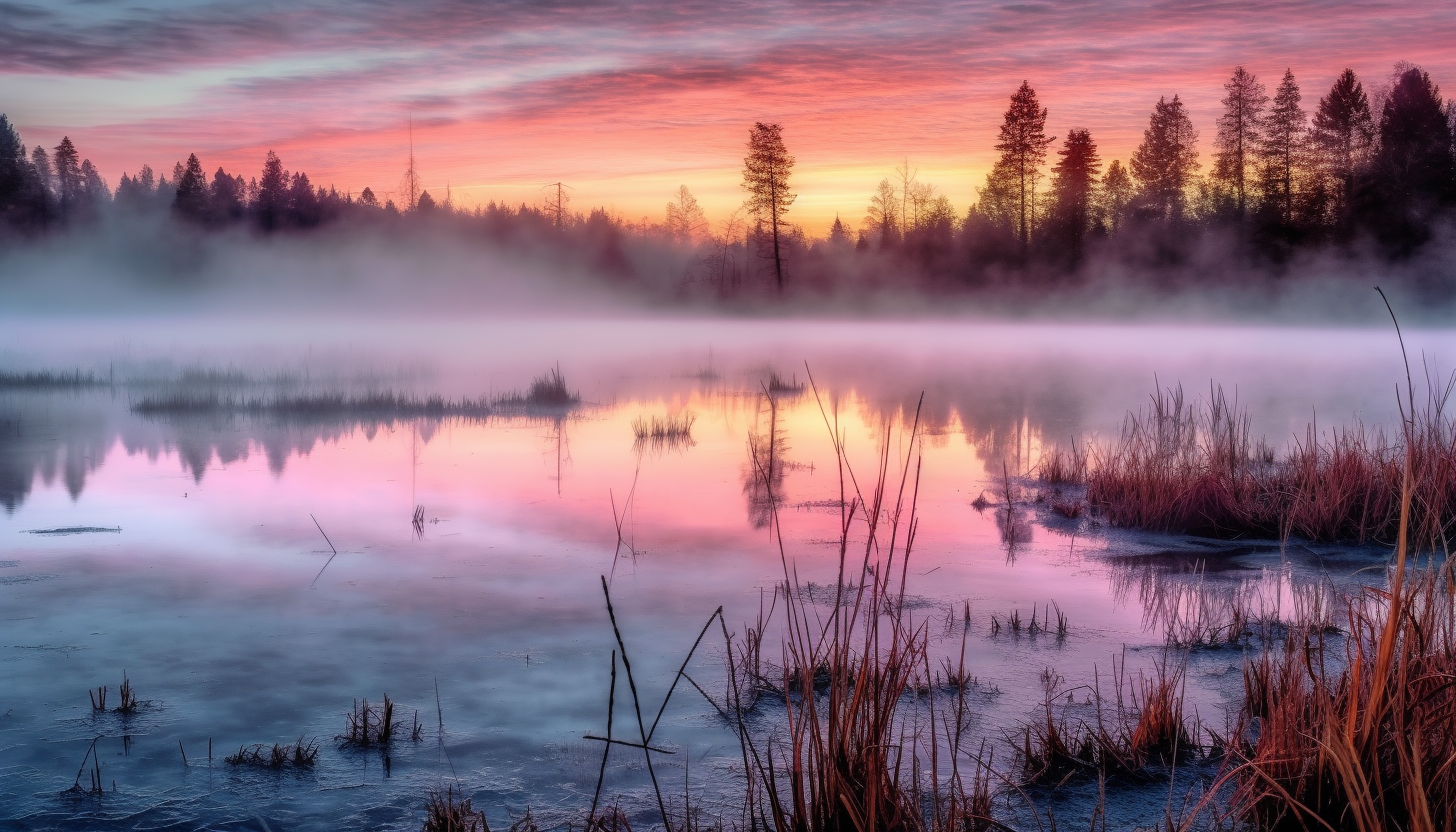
[664,185,707,241]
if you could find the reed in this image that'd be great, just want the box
[225,737,319,768]
[340,694,417,747]
[1080,381,1456,547]
[718,382,1009,832]
[632,413,696,440]
[423,786,489,832]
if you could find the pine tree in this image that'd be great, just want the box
[1212,66,1268,218]
[1045,128,1101,259]
[1257,69,1308,226]
[741,122,795,290]
[210,168,245,223]
[1373,66,1454,205]
[1131,96,1200,222]
[30,146,53,198]
[53,139,83,215]
[1097,160,1134,233]
[255,150,288,231]
[79,160,108,204]
[0,115,26,220]
[1311,69,1375,228]
[173,153,209,221]
[826,215,850,247]
[992,81,1054,252]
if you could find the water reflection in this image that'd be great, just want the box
[743,391,790,529]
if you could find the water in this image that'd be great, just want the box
[1,317,1448,830]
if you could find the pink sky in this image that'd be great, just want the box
[5,1,1455,233]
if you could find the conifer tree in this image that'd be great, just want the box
[992,81,1054,252]
[173,153,209,221]
[1131,96,1200,222]
[1046,128,1101,258]
[52,137,83,219]
[1311,69,1374,228]
[1097,160,1134,233]
[741,122,795,289]
[1257,69,1308,226]
[1213,66,1268,218]
[255,150,288,231]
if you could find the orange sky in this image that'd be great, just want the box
[5,1,1456,234]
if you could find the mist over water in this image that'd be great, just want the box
[1,314,1446,829]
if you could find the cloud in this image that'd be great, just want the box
[4,0,1455,229]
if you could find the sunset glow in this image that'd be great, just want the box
[7,1,1456,232]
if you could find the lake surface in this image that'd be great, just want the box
[1,317,1448,830]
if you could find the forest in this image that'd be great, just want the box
[2,62,1454,306]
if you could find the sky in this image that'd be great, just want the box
[4,0,1456,234]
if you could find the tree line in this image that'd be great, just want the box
[3,61,1455,297]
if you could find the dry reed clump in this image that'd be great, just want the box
[1082,382,1456,547]
[631,413,696,440]
[1019,658,1204,788]
[1037,444,1088,486]
[225,737,320,769]
[720,388,999,832]
[339,694,422,746]
[524,366,577,407]
[88,673,141,713]
[423,787,489,832]
[1228,560,1456,831]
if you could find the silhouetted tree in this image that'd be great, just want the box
[173,153,209,222]
[358,187,379,209]
[415,189,437,213]
[1096,159,1134,233]
[1131,95,1199,223]
[826,215,851,248]
[287,171,319,226]
[52,137,84,220]
[1256,69,1308,227]
[255,151,288,231]
[664,185,706,241]
[742,122,795,290]
[993,81,1054,253]
[1364,65,1455,252]
[79,160,108,205]
[210,168,245,223]
[0,115,35,227]
[865,177,899,247]
[1311,69,1375,231]
[1213,66,1267,219]
[1044,128,1101,264]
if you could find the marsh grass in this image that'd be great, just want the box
[632,413,696,440]
[225,737,320,769]
[423,787,489,832]
[717,381,1016,832]
[1071,381,1456,547]
[0,369,107,388]
[340,694,421,747]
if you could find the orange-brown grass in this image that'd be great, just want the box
[722,386,992,832]
[1221,378,1456,831]
[1085,382,1456,547]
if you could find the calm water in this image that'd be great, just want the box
[1,317,1448,830]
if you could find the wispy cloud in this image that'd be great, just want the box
[5,0,1455,228]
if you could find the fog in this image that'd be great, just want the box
[2,207,1454,325]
